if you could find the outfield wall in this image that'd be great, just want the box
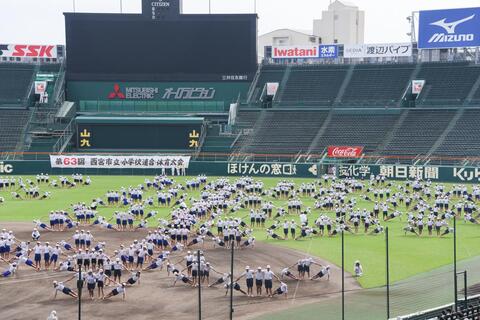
[1,160,480,183]
[0,160,318,178]
[329,163,480,183]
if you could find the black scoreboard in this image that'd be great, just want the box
[76,117,203,150]
[64,2,258,82]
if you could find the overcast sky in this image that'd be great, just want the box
[0,0,479,44]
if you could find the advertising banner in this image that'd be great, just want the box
[412,80,426,95]
[327,146,364,158]
[34,81,47,94]
[227,162,318,177]
[50,155,191,169]
[271,45,338,59]
[418,7,480,49]
[319,45,338,58]
[272,45,319,59]
[266,82,279,96]
[0,44,57,58]
[336,164,480,183]
[344,43,412,58]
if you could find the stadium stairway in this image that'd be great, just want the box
[432,108,480,159]
[374,109,411,155]
[232,109,330,159]
[426,108,465,157]
[306,110,333,154]
[338,64,415,107]
[200,125,235,156]
[248,65,286,104]
[332,64,355,106]
[274,65,291,103]
[466,71,480,106]
[416,63,480,107]
[380,109,456,157]
[309,110,400,154]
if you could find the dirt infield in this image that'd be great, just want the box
[0,222,360,320]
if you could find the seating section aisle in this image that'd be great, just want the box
[382,109,456,157]
[417,63,480,105]
[234,110,329,154]
[340,64,414,106]
[310,112,400,154]
[433,109,480,158]
[251,65,286,102]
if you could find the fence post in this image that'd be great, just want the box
[77,267,82,320]
[464,271,468,310]
[230,240,234,320]
[198,250,202,320]
[454,217,458,311]
[342,229,345,320]
[386,227,390,320]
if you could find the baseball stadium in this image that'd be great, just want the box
[1,0,480,319]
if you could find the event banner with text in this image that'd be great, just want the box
[50,155,190,169]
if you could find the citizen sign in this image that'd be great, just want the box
[327,146,364,158]
[0,162,13,174]
[151,1,170,7]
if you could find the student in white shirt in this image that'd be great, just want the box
[354,261,363,277]
[103,283,126,300]
[53,281,77,299]
[272,282,288,299]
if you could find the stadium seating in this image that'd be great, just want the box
[433,109,480,158]
[417,63,480,106]
[250,64,286,102]
[200,125,235,154]
[250,62,480,108]
[0,109,31,152]
[233,110,329,155]
[381,109,457,157]
[339,64,415,107]
[310,111,400,154]
[234,110,261,131]
[279,65,349,106]
[0,64,35,107]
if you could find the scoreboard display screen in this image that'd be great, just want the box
[76,118,203,150]
[65,13,257,82]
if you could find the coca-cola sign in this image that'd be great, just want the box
[327,146,364,158]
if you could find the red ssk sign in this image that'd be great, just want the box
[12,45,55,57]
[327,146,364,158]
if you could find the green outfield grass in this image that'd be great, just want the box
[0,175,477,289]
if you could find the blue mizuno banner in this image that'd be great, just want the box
[418,7,480,49]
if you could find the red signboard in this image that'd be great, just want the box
[0,44,57,58]
[327,146,364,158]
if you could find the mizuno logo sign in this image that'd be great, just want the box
[428,14,475,44]
[430,14,475,34]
